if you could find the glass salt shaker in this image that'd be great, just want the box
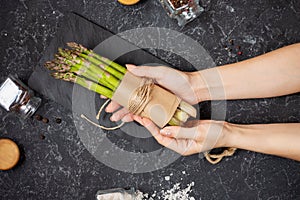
[159,0,204,26]
[0,75,41,119]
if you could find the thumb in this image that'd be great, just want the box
[126,64,164,80]
[160,126,199,140]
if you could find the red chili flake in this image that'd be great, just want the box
[237,51,243,55]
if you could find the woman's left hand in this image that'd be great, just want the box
[132,116,230,156]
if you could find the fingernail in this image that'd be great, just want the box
[160,129,171,136]
[126,64,136,71]
[100,95,107,99]
[110,115,116,121]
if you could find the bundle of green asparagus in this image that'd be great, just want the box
[45,42,196,127]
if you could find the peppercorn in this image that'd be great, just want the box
[55,118,62,124]
[170,0,189,8]
[35,114,43,121]
[42,118,49,123]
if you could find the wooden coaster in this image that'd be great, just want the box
[0,138,20,170]
[118,0,140,5]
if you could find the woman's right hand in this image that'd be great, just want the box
[105,64,207,122]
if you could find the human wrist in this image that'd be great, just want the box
[211,121,233,148]
[222,123,261,150]
[205,121,237,149]
[219,122,245,148]
[189,71,210,102]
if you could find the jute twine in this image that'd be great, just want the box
[128,78,154,116]
[204,147,237,164]
[80,78,236,164]
[80,99,125,130]
[80,78,153,130]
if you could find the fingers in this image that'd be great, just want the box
[133,116,158,133]
[106,102,133,122]
[126,64,166,80]
[121,113,134,122]
[100,95,107,99]
[133,116,169,145]
[133,116,201,156]
[139,118,198,155]
[105,101,121,113]
[110,107,130,122]
[160,126,200,140]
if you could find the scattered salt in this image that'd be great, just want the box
[164,176,170,181]
[138,182,195,200]
[161,182,195,200]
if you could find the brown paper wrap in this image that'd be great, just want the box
[112,72,181,128]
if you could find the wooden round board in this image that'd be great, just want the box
[118,0,140,6]
[0,138,20,170]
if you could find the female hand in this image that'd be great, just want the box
[132,116,229,155]
[105,64,206,122]
[102,64,225,156]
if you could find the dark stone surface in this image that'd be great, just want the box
[1,0,300,199]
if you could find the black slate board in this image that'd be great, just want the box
[28,12,169,113]
[28,12,173,155]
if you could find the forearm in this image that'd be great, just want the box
[191,43,300,101]
[225,123,300,161]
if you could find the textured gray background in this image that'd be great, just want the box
[1,0,300,199]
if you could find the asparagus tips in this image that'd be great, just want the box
[51,72,77,82]
[44,61,54,70]
[50,47,120,90]
[67,42,88,52]
[67,42,127,74]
